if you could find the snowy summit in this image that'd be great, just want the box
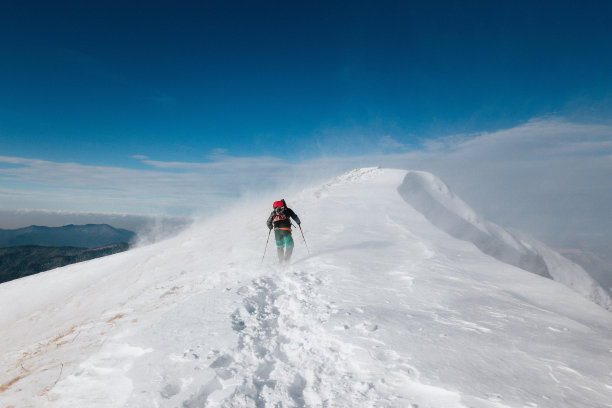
[1,168,611,407]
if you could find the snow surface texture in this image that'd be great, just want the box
[398,171,612,311]
[1,168,611,408]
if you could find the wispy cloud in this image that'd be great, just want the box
[1,117,611,249]
[0,154,296,215]
[378,135,408,152]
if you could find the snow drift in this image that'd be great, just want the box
[1,168,611,408]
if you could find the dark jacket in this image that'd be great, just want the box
[267,207,300,230]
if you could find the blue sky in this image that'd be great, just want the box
[1,1,612,252]
[2,1,611,165]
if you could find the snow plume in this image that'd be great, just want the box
[1,168,612,407]
[130,216,194,247]
[0,210,192,245]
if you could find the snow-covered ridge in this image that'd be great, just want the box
[398,170,612,310]
[1,167,612,407]
[313,166,384,199]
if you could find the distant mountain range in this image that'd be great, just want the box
[0,224,136,284]
[0,224,135,248]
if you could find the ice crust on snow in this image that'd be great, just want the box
[1,168,612,408]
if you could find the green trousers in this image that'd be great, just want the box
[274,229,294,263]
[274,229,294,249]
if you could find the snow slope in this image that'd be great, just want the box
[398,170,612,311]
[1,168,611,408]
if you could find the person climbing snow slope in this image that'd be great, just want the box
[266,199,301,264]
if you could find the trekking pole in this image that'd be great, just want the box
[295,223,310,254]
[261,229,271,265]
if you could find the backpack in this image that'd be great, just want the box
[273,200,287,222]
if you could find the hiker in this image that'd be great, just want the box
[266,199,301,264]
